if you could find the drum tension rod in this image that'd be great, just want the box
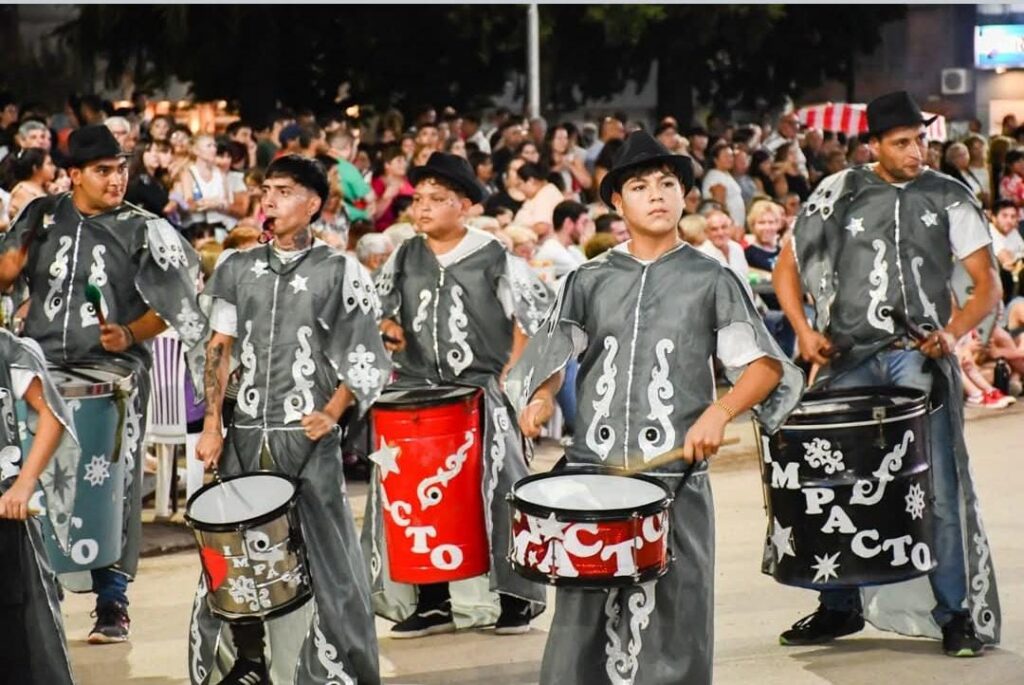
[872,407,887,449]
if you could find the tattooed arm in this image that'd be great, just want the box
[196,332,234,469]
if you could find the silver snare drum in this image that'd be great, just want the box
[185,471,312,622]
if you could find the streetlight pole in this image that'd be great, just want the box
[527,3,540,119]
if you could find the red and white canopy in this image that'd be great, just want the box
[797,102,947,142]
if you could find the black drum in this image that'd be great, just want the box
[757,386,936,589]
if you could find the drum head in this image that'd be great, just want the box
[48,366,132,398]
[188,473,297,527]
[376,385,478,409]
[516,473,668,512]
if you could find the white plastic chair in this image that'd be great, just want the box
[146,330,202,516]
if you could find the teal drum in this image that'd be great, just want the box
[18,364,135,573]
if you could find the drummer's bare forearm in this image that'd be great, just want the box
[126,309,169,343]
[324,384,355,422]
[530,371,564,404]
[19,378,64,484]
[0,247,25,291]
[203,333,234,431]
[773,242,813,335]
[946,248,1001,339]
[507,321,529,370]
[717,357,783,418]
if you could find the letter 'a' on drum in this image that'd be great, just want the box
[507,468,673,588]
[757,386,937,590]
[185,472,313,622]
[17,364,135,574]
[370,386,489,584]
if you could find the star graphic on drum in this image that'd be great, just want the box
[535,512,569,541]
[770,517,796,562]
[47,461,72,502]
[811,551,841,584]
[368,438,401,480]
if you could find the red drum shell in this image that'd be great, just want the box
[371,387,489,584]
[508,470,673,588]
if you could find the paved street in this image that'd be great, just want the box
[63,405,1024,684]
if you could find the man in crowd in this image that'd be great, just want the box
[535,200,589,280]
[514,162,564,236]
[764,111,809,178]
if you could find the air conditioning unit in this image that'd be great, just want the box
[941,68,972,95]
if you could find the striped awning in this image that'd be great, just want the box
[796,102,947,141]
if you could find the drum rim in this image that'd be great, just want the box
[185,470,301,532]
[374,384,482,410]
[207,586,313,623]
[510,467,673,522]
[784,385,929,427]
[509,557,670,588]
[48,363,136,398]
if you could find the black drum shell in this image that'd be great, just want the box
[760,386,936,590]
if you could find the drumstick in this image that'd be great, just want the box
[617,436,740,477]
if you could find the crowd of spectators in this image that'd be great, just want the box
[1,91,1022,410]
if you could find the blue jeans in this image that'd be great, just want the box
[92,567,129,607]
[555,359,578,436]
[818,349,966,627]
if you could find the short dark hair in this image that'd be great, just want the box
[1005,148,1024,170]
[517,162,547,183]
[709,141,732,162]
[226,120,251,137]
[468,150,491,172]
[553,200,587,230]
[654,121,677,137]
[595,212,624,233]
[611,162,685,197]
[993,199,1018,214]
[264,154,330,221]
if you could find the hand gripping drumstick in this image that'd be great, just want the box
[617,436,741,477]
[84,283,107,327]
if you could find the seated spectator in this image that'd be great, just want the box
[702,142,745,228]
[678,214,707,247]
[583,232,618,259]
[957,331,1015,408]
[990,200,1024,302]
[535,200,589,280]
[999,148,1024,209]
[744,200,785,272]
[697,208,749,278]
[355,232,394,273]
[371,145,414,230]
[484,157,525,216]
[943,142,986,205]
[594,211,629,243]
[513,162,563,236]
[504,224,538,262]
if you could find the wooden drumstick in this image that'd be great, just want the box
[617,436,740,477]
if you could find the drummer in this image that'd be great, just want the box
[507,131,801,685]
[0,124,206,644]
[0,329,79,684]
[367,152,550,637]
[194,155,391,685]
[772,91,1002,655]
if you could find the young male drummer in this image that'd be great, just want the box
[507,131,802,684]
[773,91,1001,655]
[195,155,391,685]
[0,124,205,643]
[0,329,79,684]
[365,152,550,637]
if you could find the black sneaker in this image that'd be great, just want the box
[779,607,864,646]
[942,613,985,658]
[494,594,532,635]
[87,602,130,644]
[390,600,456,639]
[216,656,269,685]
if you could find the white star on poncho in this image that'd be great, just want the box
[289,275,308,294]
[251,260,269,278]
[920,210,938,227]
[368,438,401,480]
[770,517,796,562]
[811,551,841,584]
[844,217,865,236]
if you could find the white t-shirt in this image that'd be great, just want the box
[701,169,746,228]
[990,224,1024,261]
[697,239,750,280]
[10,368,33,400]
[534,236,585,280]
[513,183,564,229]
[946,202,993,259]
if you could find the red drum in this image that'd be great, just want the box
[370,386,489,584]
[508,468,673,588]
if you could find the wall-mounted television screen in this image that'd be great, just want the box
[976,24,1024,69]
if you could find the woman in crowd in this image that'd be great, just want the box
[167,125,194,180]
[998,148,1024,209]
[2,148,56,219]
[515,139,541,165]
[965,134,992,207]
[774,142,810,201]
[125,139,177,219]
[543,123,592,200]
[146,114,174,143]
[372,144,415,230]
[173,133,233,237]
[744,199,785,272]
[942,142,987,206]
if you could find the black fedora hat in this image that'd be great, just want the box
[66,124,127,167]
[598,130,695,207]
[865,91,937,140]
[408,152,487,204]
